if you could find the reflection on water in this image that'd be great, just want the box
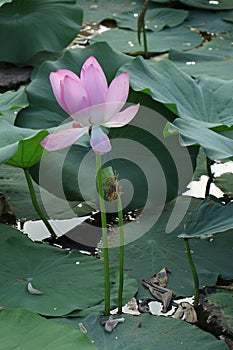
[23,217,88,241]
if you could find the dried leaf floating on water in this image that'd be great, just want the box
[27,282,44,295]
[173,302,197,324]
[102,315,125,333]
[150,267,171,288]
[142,268,175,313]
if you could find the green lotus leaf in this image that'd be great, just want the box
[91,26,202,53]
[77,0,139,24]
[120,57,233,159]
[114,8,188,31]
[0,308,97,350]
[185,10,233,34]
[0,0,12,5]
[0,0,83,64]
[151,0,172,3]
[109,196,233,298]
[6,130,49,168]
[0,86,28,120]
[0,224,137,316]
[179,0,233,10]
[0,118,44,164]
[205,289,233,335]
[178,195,233,239]
[53,312,228,350]
[0,164,92,220]
[223,10,233,23]
[171,118,233,159]
[214,172,233,196]
[169,33,233,80]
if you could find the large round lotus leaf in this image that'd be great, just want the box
[109,196,233,298]
[169,34,233,80]
[185,10,233,34]
[120,57,233,159]
[223,11,233,24]
[0,118,44,164]
[91,27,202,53]
[0,86,28,119]
[6,130,49,168]
[179,0,233,10]
[206,289,233,334]
[0,224,137,316]
[114,8,188,31]
[0,164,91,220]
[0,308,97,350]
[77,0,141,23]
[54,312,228,349]
[0,0,12,5]
[0,0,83,64]
[179,195,233,239]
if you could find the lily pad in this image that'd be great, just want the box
[120,57,233,159]
[114,8,188,31]
[179,0,233,10]
[0,86,28,120]
[91,26,202,53]
[0,308,97,350]
[0,0,12,6]
[0,224,137,316]
[0,163,95,220]
[169,33,233,80]
[79,312,228,349]
[223,10,233,24]
[109,196,233,298]
[178,195,233,239]
[185,10,233,34]
[77,0,141,24]
[0,118,43,164]
[0,0,83,64]
[206,289,233,334]
[6,130,49,168]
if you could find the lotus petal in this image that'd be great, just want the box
[41,127,88,151]
[90,126,111,154]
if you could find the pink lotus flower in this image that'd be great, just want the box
[41,56,140,154]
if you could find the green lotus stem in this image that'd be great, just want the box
[137,0,150,58]
[95,153,111,315]
[184,238,199,308]
[23,168,57,241]
[142,21,148,58]
[117,194,124,314]
[205,156,214,197]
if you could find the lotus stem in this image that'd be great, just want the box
[23,168,57,242]
[117,194,124,314]
[95,153,111,315]
[184,238,199,308]
[137,0,150,58]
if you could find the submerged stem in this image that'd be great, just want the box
[23,168,57,241]
[184,238,199,308]
[205,157,214,197]
[117,194,124,314]
[95,154,111,315]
